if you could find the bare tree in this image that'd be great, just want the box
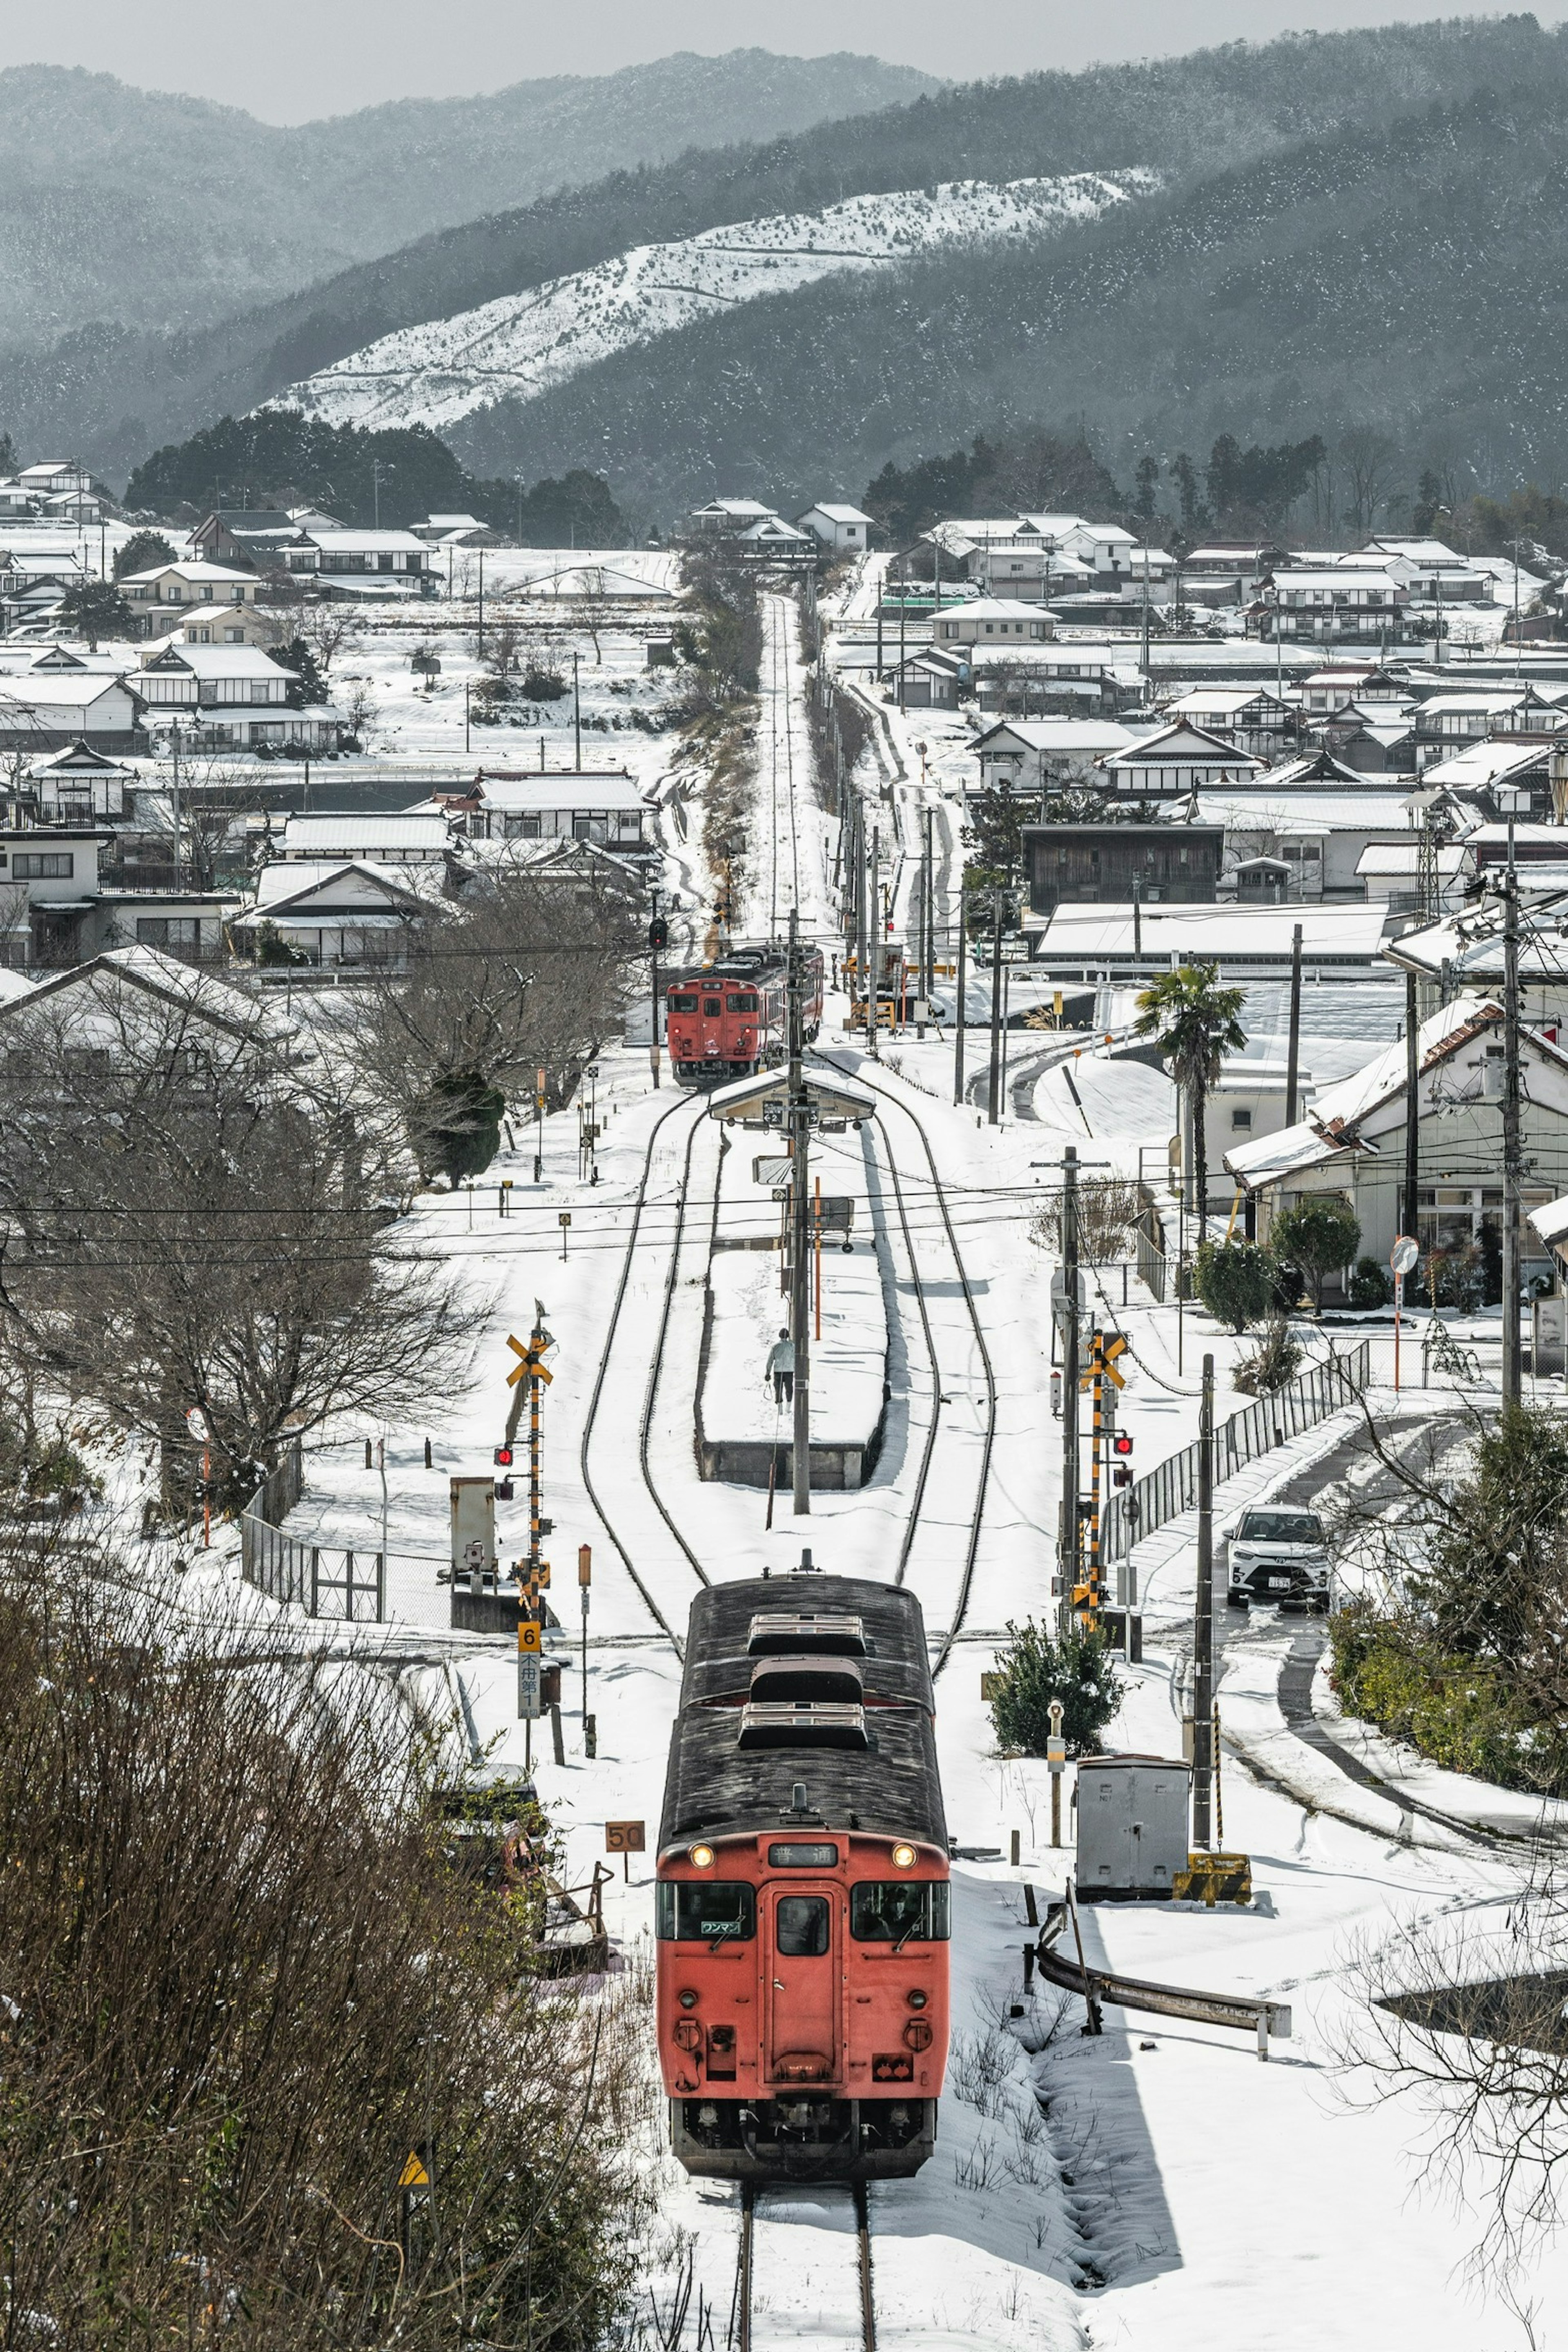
[0,983,472,1508]
[256,572,362,678]
[0,1546,653,2345]
[350,866,639,1180]
[1337,427,1402,538]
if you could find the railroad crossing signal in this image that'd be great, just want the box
[494,1444,514,1466]
[1111,1431,1133,1457]
[506,1332,554,1389]
[1089,1331,1128,1390]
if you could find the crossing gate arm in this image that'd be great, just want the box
[1037,1903,1291,2058]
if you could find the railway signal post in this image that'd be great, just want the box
[505,1305,555,1590]
[1058,1147,1081,1633]
[1192,1353,1216,1846]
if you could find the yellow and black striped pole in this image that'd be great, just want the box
[1088,1338,1103,1625]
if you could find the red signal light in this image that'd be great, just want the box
[494,1445,514,1467]
[1111,1433,1134,1457]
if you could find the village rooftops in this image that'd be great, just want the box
[275,812,452,862]
[1032,899,1390,968]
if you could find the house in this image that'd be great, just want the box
[1411,687,1565,765]
[1354,838,1468,911]
[1180,546,1288,608]
[931,598,1056,648]
[1028,898,1391,981]
[282,529,433,592]
[0,943,281,1070]
[463,771,652,848]
[1417,738,1560,820]
[0,671,144,754]
[234,860,438,968]
[885,647,972,710]
[164,608,278,650]
[1023,822,1224,915]
[685,498,782,538]
[796,503,873,552]
[974,719,1138,796]
[734,517,814,561]
[23,740,138,824]
[1185,787,1420,903]
[1099,721,1266,800]
[412,513,497,546]
[191,509,299,565]
[1226,992,1568,1291]
[134,643,341,752]
[17,460,92,499]
[1361,537,1491,604]
[274,812,452,867]
[1161,686,1297,762]
[0,828,235,967]
[1260,568,1415,642]
[967,543,1097,601]
[119,561,263,633]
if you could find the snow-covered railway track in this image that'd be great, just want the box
[812,1051,997,1674]
[735,2181,876,2351]
[578,1091,712,1653]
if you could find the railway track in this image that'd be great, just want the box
[577,1091,712,1653]
[733,2182,876,2351]
[813,1049,998,1676]
[764,593,803,938]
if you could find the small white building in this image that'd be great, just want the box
[686,498,781,537]
[932,598,1056,647]
[1100,721,1265,799]
[796,503,873,552]
[24,739,138,823]
[283,529,433,592]
[119,560,263,620]
[973,718,1138,795]
[465,772,651,848]
[236,860,437,968]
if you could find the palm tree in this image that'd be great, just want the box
[1134,961,1249,1235]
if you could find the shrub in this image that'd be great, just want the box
[1194,1238,1276,1332]
[987,1618,1120,1757]
[522,663,567,700]
[1348,1254,1393,1308]
[1232,1314,1304,1394]
[1269,1194,1361,1307]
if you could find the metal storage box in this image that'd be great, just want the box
[1075,1755,1190,1901]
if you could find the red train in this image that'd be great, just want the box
[657,1566,949,2182]
[665,943,824,1085]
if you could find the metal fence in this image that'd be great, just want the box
[1102,1341,1371,1562]
[241,1439,385,1623]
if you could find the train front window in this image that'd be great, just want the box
[702,998,722,1016]
[669,993,698,1013]
[851,1882,951,1944]
[727,993,759,1012]
[657,1882,756,1943]
[775,1895,830,1956]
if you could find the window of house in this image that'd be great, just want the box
[521,814,542,838]
[1232,1108,1253,1130]
[14,852,71,878]
[136,917,202,952]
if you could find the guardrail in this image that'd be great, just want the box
[239,1438,434,1623]
[1033,1894,1291,2061]
[1102,1339,1371,1562]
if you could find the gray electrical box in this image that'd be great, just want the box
[1075,1754,1190,1901]
[450,1475,497,1589]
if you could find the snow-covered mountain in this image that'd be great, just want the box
[270,174,1156,437]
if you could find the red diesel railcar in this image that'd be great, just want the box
[656,1568,949,2182]
[665,943,824,1084]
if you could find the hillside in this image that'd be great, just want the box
[442,75,1568,523]
[0,50,934,349]
[274,174,1156,437]
[4,14,1558,481]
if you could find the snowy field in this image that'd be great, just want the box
[270,175,1156,434]
[165,562,1568,2344]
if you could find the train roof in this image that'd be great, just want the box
[659,1574,945,1854]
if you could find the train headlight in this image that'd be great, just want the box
[689,1844,715,1869]
[906,1989,928,2009]
[679,1988,699,2010]
[891,1843,917,1869]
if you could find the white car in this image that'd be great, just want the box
[1223,1506,1331,1614]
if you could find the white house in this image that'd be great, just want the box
[0,672,143,753]
[1100,721,1266,799]
[1226,992,1568,1289]
[24,740,138,823]
[136,644,341,754]
[686,498,782,537]
[973,718,1137,795]
[464,772,651,847]
[796,503,873,552]
[1186,787,1421,903]
[282,529,433,592]
[1162,686,1296,761]
[235,860,437,968]
[275,812,452,867]
[931,598,1056,647]
[1261,567,1414,641]
[119,561,263,622]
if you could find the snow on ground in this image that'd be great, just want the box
[219,559,1568,2343]
[272,175,1156,434]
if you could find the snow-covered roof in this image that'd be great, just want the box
[798,503,873,525]
[278,813,451,855]
[1189,790,1418,832]
[1364,537,1464,563]
[247,860,440,916]
[118,559,258,587]
[1421,739,1554,787]
[940,598,1053,623]
[975,719,1136,753]
[297,528,428,552]
[1037,901,1389,960]
[1165,687,1286,715]
[473,773,647,812]
[1102,721,1265,770]
[1529,1193,1568,1250]
[1355,841,1467,876]
[142,644,291,679]
[0,673,137,707]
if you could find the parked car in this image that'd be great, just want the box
[1223,1505,1331,1613]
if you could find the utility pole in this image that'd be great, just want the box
[987,885,1005,1125]
[787,909,813,1515]
[648,887,665,1090]
[573,651,582,772]
[921,804,934,1005]
[1284,922,1303,1126]
[169,719,183,887]
[953,874,967,1105]
[477,549,484,659]
[1058,1146,1081,1636]
[1501,830,1523,1406]
[1192,1352,1216,1847]
[1403,964,1420,1244]
[869,825,882,1061]
[854,793,869,1036]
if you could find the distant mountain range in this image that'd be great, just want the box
[0,49,935,348]
[9,16,1568,521]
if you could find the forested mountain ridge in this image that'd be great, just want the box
[0,50,934,349]
[443,72,1568,524]
[5,14,1561,483]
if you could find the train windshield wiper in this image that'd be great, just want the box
[892,1911,923,1953]
[708,1921,744,1953]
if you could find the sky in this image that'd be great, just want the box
[0,0,1530,121]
